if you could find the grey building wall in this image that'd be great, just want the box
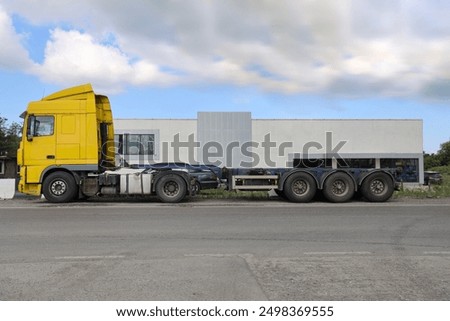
[197,112,252,168]
[0,158,17,179]
[114,115,424,183]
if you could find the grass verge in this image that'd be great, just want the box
[196,188,270,200]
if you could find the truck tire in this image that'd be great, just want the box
[283,172,316,203]
[361,172,394,202]
[156,174,187,203]
[193,181,201,194]
[274,189,287,199]
[323,172,355,203]
[42,171,78,203]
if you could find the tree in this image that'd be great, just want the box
[424,140,450,169]
[437,140,450,166]
[0,116,22,158]
[424,152,442,170]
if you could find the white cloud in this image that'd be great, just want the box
[0,5,33,70]
[31,29,176,93]
[1,0,450,98]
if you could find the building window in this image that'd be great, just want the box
[114,134,155,156]
[381,158,419,182]
[293,158,333,168]
[337,158,376,169]
[294,158,377,169]
[0,160,4,175]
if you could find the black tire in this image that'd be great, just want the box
[193,181,201,194]
[283,172,316,203]
[155,174,187,203]
[361,172,394,202]
[323,172,355,203]
[274,189,287,199]
[73,192,89,201]
[42,171,78,203]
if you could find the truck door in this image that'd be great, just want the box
[56,114,80,160]
[23,115,56,181]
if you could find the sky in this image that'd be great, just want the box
[0,0,449,152]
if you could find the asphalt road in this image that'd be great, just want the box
[0,198,449,300]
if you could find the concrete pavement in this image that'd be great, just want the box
[0,198,449,300]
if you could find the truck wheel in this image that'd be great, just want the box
[274,189,287,199]
[283,172,316,203]
[361,172,394,202]
[193,181,201,194]
[323,172,355,203]
[43,172,78,203]
[156,174,187,203]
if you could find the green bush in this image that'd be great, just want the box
[428,165,450,175]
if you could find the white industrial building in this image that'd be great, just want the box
[114,112,423,184]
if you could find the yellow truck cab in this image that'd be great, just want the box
[17,84,192,203]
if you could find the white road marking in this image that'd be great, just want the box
[184,253,254,258]
[303,251,372,256]
[54,255,125,260]
[423,251,450,255]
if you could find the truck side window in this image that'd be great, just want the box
[34,116,54,136]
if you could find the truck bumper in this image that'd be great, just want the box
[18,180,42,196]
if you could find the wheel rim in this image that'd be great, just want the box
[50,180,67,196]
[331,179,347,195]
[370,179,385,194]
[163,181,180,197]
[293,179,308,195]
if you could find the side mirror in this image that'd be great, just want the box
[26,115,35,142]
